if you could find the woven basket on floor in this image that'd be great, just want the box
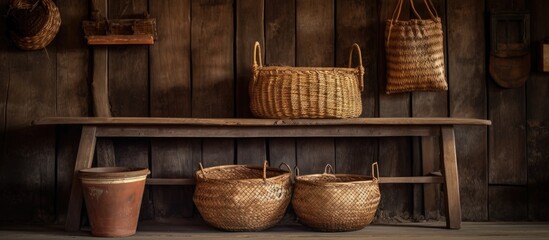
[193,161,292,231]
[7,0,61,50]
[249,41,364,119]
[292,163,380,232]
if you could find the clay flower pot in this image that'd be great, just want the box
[79,167,150,237]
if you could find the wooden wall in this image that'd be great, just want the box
[0,0,548,225]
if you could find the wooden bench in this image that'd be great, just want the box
[33,117,491,231]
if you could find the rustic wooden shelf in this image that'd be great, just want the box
[34,117,490,231]
[86,35,154,45]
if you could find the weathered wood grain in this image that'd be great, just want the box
[447,0,488,221]
[0,0,11,223]
[54,0,90,224]
[34,117,491,126]
[527,0,549,221]
[486,0,527,187]
[335,0,377,178]
[2,46,57,223]
[377,0,413,220]
[265,0,296,170]
[149,0,193,220]
[410,0,448,220]
[489,186,527,221]
[236,0,266,166]
[296,0,335,174]
[191,0,235,168]
[64,126,97,231]
[107,0,153,220]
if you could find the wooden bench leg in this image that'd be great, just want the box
[421,136,439,219]
[441,126,461,229]
[65,126,98,231]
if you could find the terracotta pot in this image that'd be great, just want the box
[79,167,150,237]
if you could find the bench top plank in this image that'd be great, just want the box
[33,117,491,126]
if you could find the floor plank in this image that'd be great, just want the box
[0,222,548,240]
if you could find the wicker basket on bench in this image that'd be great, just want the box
[249,41,365,119]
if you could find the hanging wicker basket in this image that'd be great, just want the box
[249,41,364,119]
[292,163,381,232]
[7,0,61,50]
[193,161,292,231]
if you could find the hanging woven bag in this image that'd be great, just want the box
[385,0,447,94]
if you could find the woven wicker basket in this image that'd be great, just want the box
[292,163,380,232]
[193,161,292,231]
[385,0,447,94]
[249,41,364,119]
[7,0,61,50]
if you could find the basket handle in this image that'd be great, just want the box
[348,43,364,92]
[279,162,294,183]
[253,41,263,68]
[323,164,335,174]
[198,162,207,179]
[386,0,439,46]
[262,160,268,182]
[371,162,380,181]
[294,166,300,176]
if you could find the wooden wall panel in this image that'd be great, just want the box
[334,0,377,176]
[528,0,549,221]
[295,0,335,174]
[0,0,10,224]
[489,186,527,221]
[486,0,527,186]
[377,0,413,219]
[55,0,90,224]
[191,0,234,167]
[236,0,266,166]
[447,0,488,221]
[149,0,193,220]
[411,0,448,220]
[2,44,57,222]
[108,0,153,220]
[265,0,297,170]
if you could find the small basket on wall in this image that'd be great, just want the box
[7,0,61,50]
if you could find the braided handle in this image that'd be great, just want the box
[387,0,439,46]
[371,162,380,181]
[253,41,263,67]
[348,43,365,92]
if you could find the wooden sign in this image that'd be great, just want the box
[82,12,157,45]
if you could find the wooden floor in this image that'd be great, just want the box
[1,222,548,239]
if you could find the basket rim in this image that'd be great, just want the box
[255,65,361,72]
[195,164,291,182]
[295,173,377,186]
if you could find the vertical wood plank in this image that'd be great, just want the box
[447,0,488,221]
[265,0,297,170]
[489,186,528,221]
[191,0,235,167]
[411,0,448,220]
[149,0,194,220]
[0,0,11,223]
[378,0,413,220]
[295,0,335,174]
[335,0,377,176]
[486,0,527,186]
[108,0,153,220]
[55,0,90,224]
[528,0,549,221]
[2,49,57,223]
[90,0,116,177]
[236,0,266,166]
